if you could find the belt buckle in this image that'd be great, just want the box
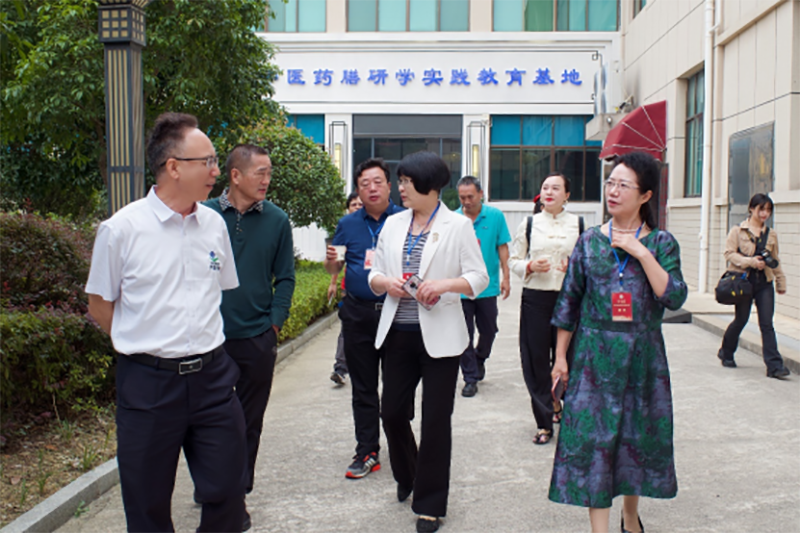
[375,303,383,311]
[178,358,203,375]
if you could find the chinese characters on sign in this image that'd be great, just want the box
[283,67,583,87]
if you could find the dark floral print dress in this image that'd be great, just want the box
[548,227,688,508]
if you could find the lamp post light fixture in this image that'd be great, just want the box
[98,0,149,214]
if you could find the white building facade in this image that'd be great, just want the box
[261,0,622,260]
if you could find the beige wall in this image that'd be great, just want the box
[622,0,799,317]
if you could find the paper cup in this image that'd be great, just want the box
[333,245,347,261]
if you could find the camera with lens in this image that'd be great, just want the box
[757,249,779,269]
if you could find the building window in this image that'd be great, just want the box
[633,0,646,18]
[348,0,469,32]
[685,70,704,197]
[489,115,602,202]
[267,0,326,32]
[493,0,617,31]
[287,115,326,144]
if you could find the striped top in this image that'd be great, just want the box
[394,232,429,324]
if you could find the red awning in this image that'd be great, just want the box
[599,100,667,161]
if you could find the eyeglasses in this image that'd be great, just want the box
[160,155,219,168]
[604,179,639,192]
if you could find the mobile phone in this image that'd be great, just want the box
[551,376,566,401]
[402,274,439,311]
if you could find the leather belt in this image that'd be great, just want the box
[126,346,224,375]
[346,294,383,311]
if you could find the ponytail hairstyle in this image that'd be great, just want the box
[533,194,543,214]
[613,152,660,229]
[747,193,774,215]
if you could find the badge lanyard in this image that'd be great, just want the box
[406,202,441,268]
[608,220,643,287]
[366,217,386,249]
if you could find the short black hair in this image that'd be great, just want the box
[397,151,451,195]
[613,151,661,229]
[748,193,774,213]
[346,190,360,208]
[456,175,482,192]
[146,112,199,178]
[543,172,571,194]
[225,144,270,180]
[353,158,390,188]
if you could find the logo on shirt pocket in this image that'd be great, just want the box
[209,251,221,271]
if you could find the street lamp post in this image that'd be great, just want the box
[97,0,149,214]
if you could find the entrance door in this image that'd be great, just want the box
[728,123,774,230]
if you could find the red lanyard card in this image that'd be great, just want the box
[364,249,375,270]
[611,291,633,322]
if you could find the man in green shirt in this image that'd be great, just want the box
[205,144,295,530]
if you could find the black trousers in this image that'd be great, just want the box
[519,289,562,433]
[720,277,785,372]
[459,297,499,384]
[339,295,384,456]
[116,351,246,533]
[225,327,278,494]
[381,328,460,518]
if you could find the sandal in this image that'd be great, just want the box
[552,401,563,424]
[533,429,552,445]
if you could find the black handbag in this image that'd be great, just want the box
[714,270,752,305]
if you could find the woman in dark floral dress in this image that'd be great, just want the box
[549,152,687,533]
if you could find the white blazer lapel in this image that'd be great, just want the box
[419,204,453,280]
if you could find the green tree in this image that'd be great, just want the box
[1,0,280,218]
[230,119,346,236]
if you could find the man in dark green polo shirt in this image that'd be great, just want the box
[205,144,295,530]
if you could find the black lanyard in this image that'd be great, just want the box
[406,203,440,268]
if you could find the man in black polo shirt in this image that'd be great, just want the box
[205,144,295,529]
[326,158,403,479]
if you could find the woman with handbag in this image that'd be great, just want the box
[717,193,789,378]
[549,152,687,533]
[508,173,582,445]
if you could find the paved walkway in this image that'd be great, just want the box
[58,284,800,533]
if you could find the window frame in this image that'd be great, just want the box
[347,0,470,32]
[489,116,602,202]
[266,0,327,33]
[493,0,619,32]
[633,0,646,18]
[684,70,705,198]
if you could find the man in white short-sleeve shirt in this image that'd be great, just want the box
[86,112,248,533]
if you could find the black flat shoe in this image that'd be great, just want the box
[767,367,791,379]
[398,484,413,502]
[620,513,644,533]
[718,350,737,368]
[416,516,440,532]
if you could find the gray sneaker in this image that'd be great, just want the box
[345,452,380,479]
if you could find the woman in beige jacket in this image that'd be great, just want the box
[718,193,789,378]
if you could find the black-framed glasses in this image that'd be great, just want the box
[159,155,219,168]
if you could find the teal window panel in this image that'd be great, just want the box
[524,0,554,31]
[410,0,437,31]
[285,0,298,32]
[554,116,585,146]
[269,0,287,31]
[299,0,326,31]
[494,0,523,31]
[491,116,521,145]
[380,0,407,31]
[522,116,553,145]
[440,0,469,31]
[557,0,585,31]
[588,0,617,31]
[349,0,377,31]
[295,115,325,144]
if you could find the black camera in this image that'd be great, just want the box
[757,249,779,269]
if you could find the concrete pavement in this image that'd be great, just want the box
[58,283,800,532]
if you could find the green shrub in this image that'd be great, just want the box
[0,308,114,415]
[279,260,339,343]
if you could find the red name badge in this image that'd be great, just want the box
[611,291,633,322]
[402,272,414,281]
[364,249,375,270]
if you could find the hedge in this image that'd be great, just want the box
[278,260,340,343]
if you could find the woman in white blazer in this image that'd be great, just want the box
[369,151,488,533]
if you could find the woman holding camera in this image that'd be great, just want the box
[717,193,789,378]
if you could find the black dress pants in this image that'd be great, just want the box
[519,289,560,433]
[720,277,786,372]
[381,328,460,518]
[225,327,278,494]
[339,296,384,456]
[459,297,499,384]
[116,351,246,533]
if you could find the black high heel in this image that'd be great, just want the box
[620,513,644,533]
